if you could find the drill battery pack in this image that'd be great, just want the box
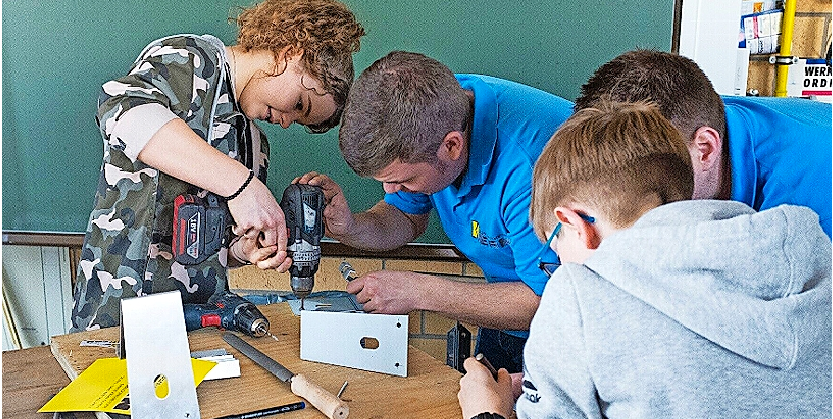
[173,193,230,265]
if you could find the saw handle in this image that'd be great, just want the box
[290,373,349,419]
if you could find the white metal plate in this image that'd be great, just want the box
[300,310,408,377]
[121,291,201,418]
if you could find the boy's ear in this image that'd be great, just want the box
[438,131,464,161]
[691,126,722,171]
[555,207,602,250]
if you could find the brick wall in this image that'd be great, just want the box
[228,256,485,364]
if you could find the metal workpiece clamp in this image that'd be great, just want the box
[339,261,358,282]
[769,55,799,65]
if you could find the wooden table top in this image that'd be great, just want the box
[3,345,97,419]
[4,303,463,419]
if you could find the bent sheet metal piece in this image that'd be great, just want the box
[286,291,363,315]
[300,310,409,377]
[121,291,201,419]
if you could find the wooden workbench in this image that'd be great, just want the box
[3,345,97,419]
[4,303,463,418]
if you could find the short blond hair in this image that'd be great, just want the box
[531,101,693,241]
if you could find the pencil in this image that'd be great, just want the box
[475,353,499,381]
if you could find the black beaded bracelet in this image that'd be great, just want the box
[226,169,254,201]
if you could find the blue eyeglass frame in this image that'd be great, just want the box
[537,213,595,276]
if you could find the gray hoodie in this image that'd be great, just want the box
[517,200,831,419]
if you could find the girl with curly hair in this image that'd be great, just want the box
[71,0,364,332]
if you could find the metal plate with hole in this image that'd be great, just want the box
[300,311,409,377]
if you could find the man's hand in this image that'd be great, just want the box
[294,171,356,239]
[345,270,431,314]
[458,357,514,419]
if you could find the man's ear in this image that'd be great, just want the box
[438,131,464,161]
[690,126,722,172]
[555,207,602,250]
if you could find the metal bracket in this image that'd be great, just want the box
[446,321,471,373]
[769,55,799,65]
[300,310,408,377]
[121,291,201,419]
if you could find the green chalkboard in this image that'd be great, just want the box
[2,0,672,243]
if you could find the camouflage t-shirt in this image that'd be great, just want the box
[71,35,269,331]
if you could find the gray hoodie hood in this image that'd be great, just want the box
[584,200,832,370]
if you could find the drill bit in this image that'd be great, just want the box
[254,320,270,337]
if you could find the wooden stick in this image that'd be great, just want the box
[291,373,349,419]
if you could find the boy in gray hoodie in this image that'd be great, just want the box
[458,101,832,419]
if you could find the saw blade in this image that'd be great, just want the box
[223,332,294,382]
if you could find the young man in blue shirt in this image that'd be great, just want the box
[575,49,832,238]
[296,51,574,372]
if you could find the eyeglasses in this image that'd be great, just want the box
[537,213,595,276]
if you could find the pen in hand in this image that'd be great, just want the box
[475,353,499,381]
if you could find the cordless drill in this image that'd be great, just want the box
[280,184,326,309]
[183,291,270,337]
[173,184,325,308]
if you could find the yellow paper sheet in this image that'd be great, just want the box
[39,357,216,414]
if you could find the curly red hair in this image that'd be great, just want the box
[233,0,365,132]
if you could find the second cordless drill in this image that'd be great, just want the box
[280,184,326,309]
[183,291,270,337]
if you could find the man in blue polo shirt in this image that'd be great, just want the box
[296,51,573,372]
[575,49,832,237]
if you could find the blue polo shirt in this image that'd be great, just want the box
[385,75,574,335]
[724,96,832,238]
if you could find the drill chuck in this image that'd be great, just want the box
[289,247,320,298]
[233,303,271,338]
[290,276,314,299]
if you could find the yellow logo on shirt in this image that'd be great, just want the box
[471,220,480,238]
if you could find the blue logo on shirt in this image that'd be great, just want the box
[471,220,509,248]
[477,233,510,248]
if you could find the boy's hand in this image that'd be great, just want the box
[458,357,515,419]
[510,372,524,401]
